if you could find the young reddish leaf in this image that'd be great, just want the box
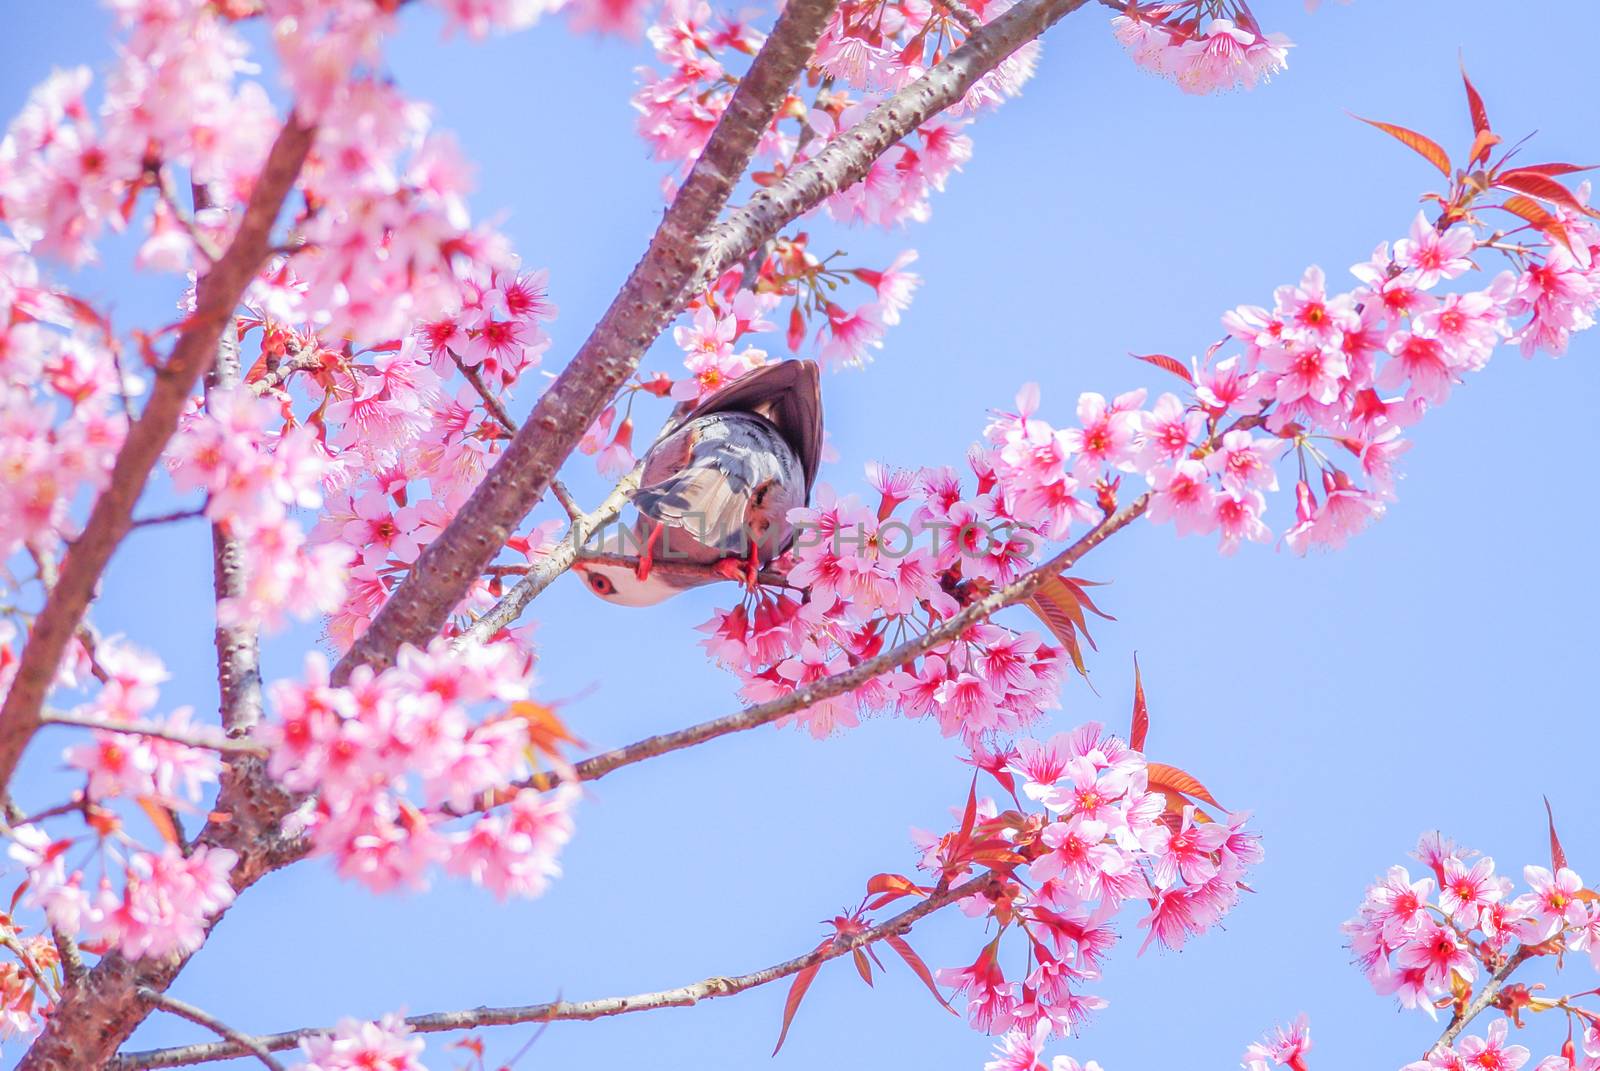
[1468,129,1502,171]
[957,774,980,845]
[1145,762,1223,810]
[1498,195,1577,254]
[1460,60,1490,137]
[1130,654,1150,753]
[852,948,874,987]
[1354,116,1452,177]
[1498,162,1596,178]
[137,797,181,846]
[1545,796,1569,873]
[1496,171,1600,218]
[772,962,823,1055]
[1058,577,1115,621]
[1130,352,1195,385]
[884,933,958,1014]
[864,873,926,910]
[1029,577,1093,645]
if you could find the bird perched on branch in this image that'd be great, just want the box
[577,359,823,607]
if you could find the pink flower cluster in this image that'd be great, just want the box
[290,1012,427,1071]
[57,640,220,807]
[10,829,237,962]
[0,241,129,563]
[696,197,1600,731]
[984,198,1599,557]
[0,0,272,270]
[297,266,555,652]
[636,0,985,227]
[168,386,351,630]
[984,1021,1103,1071]
[1110,2,1292,95]
[261,641,575,898]
[1243,1015,1312,1071]
[701,469,1069,740]
[0,935,53,1054]
[931,723,1260,1045]
[1346,833,1600,1024]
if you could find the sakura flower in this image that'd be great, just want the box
[1243,1014,1312,1071]
[1394,213,1476,290]
[292,1013,427,1071]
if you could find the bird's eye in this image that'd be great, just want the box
[589,573,616,595]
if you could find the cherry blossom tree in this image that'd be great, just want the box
[0,0,1595,1068]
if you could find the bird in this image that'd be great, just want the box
[577,359,823,607]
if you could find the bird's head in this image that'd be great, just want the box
[574,525,683,607]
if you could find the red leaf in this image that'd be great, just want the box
[1545,796,1569,873]
[1496,171,1600,218]
[1498,194,1558,227]
[1498,162,1596,178]
[1354,116,1452,177]
[852,948,874,987]
[1145,762,1222,810]
[864,873,926,910]
[1460,60,1490,138]
[1467,129,1502,172]
[957,775,979,845]
[137,797,181,846]
[1057,577,1115,621]
[1129,352,1194,385]
[884,934,958,1014]
[772,962,822,1055]
[1497,195,1576,254]
[1129,654,1149,753]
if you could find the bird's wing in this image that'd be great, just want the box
[634,413,798,556]
[674,360,823,497]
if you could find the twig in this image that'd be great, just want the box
[195,175,270,842]
[52,929,87,987]
[109,871,994,1069]
[1,935,58,1004]
[941,0,983,33]
[135,988,286,1071]
[1435,948,1535,1050]
[549,479,583,522]
[248,349,324,396]
[461,468,642,644]
[452,351,519,434]
[130,507,208,528]
[38,710,268,757]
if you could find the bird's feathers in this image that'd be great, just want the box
[632,411,800,557]
[672,359,823,495]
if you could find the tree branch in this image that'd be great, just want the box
[460,466,643,644]
[451,351,519,434]
[38,710,267,757]
[136,988,286,1071]
[109,871,995,1069]
[337,0,844,682]
[700,0,1093,281]
[10,113,317,1071]
[0,115,316,800]
[193,179,273,838]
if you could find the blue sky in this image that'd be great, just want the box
[5,1,1600,1069]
